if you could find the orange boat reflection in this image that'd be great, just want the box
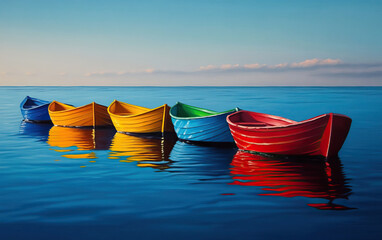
[109,133,175,170]
[47,126,115,159]
[230,151,354,210]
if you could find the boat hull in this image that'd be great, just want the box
[20,96,51,122]
[49,101,112,127]
[172,113,235,142]
[170,103,238,143]
[227,111,352,158]
[108,100,174,134]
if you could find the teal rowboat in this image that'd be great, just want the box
[169,102,239,143]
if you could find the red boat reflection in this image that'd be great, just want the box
[230,151,354,210]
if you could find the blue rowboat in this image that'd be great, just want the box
[20,96,51,122]
[169,102,239,143]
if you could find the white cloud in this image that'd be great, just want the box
[199,64,240,71]
[290,58,342,68]
[54,58,381,85]
[83,58,347,78]
[220,64,240,70]
[2,60,382,86]
[199,58,343,71]
[320,58,342,65]
[244,63,266,69]
[84,68,156,77]
[199,65,218,71]
[270,63,288,69]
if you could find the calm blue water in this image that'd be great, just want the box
[0,87,381,240]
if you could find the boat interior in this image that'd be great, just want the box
[24,98,47,109]
[49,102,75,111]
[109,101,151,116]
[230,111,297,127]
[174,104,218,118]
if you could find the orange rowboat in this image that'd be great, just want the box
[107,100,174,134]
[48,101,112,127]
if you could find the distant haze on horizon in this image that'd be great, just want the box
[1,0,381,86]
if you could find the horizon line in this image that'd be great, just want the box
[2,85,382,87]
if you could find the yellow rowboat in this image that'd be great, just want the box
[107,100,174,134]
[48,101,112,127]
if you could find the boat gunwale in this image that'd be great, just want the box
[48,101,105,113]
[21,96,50,111]
[170,102,238,120]
[107,100,168,119]
[227,110,333,130]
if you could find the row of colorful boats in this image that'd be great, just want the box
[20,96,352,158]
[19,122,352,210]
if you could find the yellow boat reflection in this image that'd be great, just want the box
[109,133,175,169]
[62,152,97,159]
[47,126,115,159]
[230,151,354,210]
[48,126,95,150]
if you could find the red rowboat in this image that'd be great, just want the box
[226,110,352,158]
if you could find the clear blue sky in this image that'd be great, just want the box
[0,0,381,85]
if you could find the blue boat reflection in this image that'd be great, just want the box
[230,151,354,210]
[109,133,176,170]
[168,141,236,178]
[19,121,52,142]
